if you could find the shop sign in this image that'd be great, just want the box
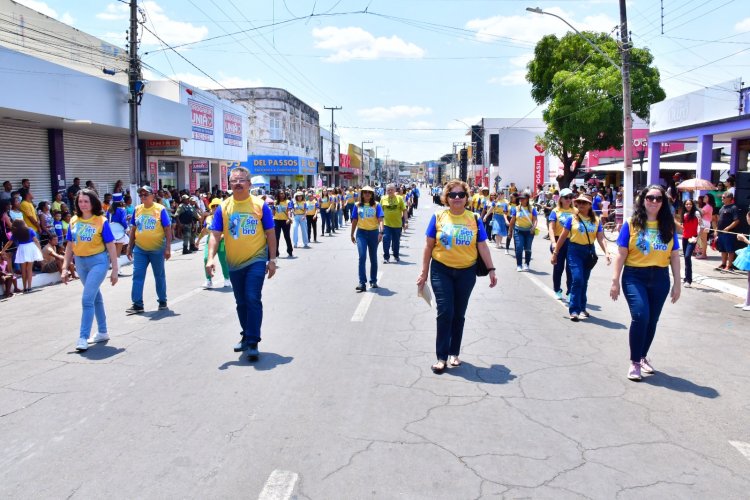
[244,156,318,176]
[223,111,243,147]
[145,139,181,156]
[220,163,228,191]
[189,99,214,142]
[534,155,545,190]
[191,160,210,173]
[148,161,158,190]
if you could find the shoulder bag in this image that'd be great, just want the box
[473,213,490,276]
[578,215,599,270]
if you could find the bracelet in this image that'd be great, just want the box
[487,267,496,272]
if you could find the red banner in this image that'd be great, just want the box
[534,155,544,193]
[148,161,158,190]
[189,164,197,193]
[220,163,228,191]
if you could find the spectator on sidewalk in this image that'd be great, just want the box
[67,177,81,206]
[41,233,77,278]
[9,195,23,222]
[19,189,40,232]
[675,199,701,287]
[732,212,750,311]
[176,195,199,255]
[715,192,741,272]
[696,195,713,259]
[1,219,42,293]
[1,181,11,202]
[51,191,67,213]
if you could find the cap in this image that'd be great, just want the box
[112,192,124,203]
[209,198,221,207]
[139,185,154,194]
[559,188,573,197]
[481,186,490,192]
[181,194,189,200]
[574,194,592,203]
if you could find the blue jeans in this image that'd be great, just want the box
[356,228,379,285]
[76,251,109,339]
[292,215,309,247]
[682,237,696,284]
[332,209,339,231]
[514,228,533,266]
[551,239,571,295]
[131,245,167,307]
[430,259,476,360]
[229,260,267,344]
[337,208,344,226]
[382,226,402,260]
[320,210,332,234]
[567,243,593,315]
[622,266,670,362]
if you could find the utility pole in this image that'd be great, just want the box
[128,0,141,191]
[620,0,634,218]
[324,106,342,187]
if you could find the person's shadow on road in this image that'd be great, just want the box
[445,362,517,385]
[218,352,293,371]
[70,343,126,361]
[582,315,627,330]
[641,371,719,398]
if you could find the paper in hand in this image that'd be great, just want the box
[418,284,432,307]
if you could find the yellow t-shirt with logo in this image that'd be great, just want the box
[305,201,318,216]
[617,218,679,268]
[510,205,537,230]
[345,193,355,205]
[274,200,291,221]
[319,196,332,210]
[210,195,274,271]
[563,214,602,245]
[67,215,114,257]
[292,201,306,216]
[133,203,170,251]
[427,209,488,269]
[352,203,384,231]
[549,207,577,237]
[380,195,406,228]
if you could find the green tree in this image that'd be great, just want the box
[526,32,665,188]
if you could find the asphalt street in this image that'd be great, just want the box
[1,202,749,499]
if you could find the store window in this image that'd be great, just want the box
[158,160,178,191]
[270,112,284,141]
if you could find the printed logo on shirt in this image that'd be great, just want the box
[229,213,258,239]
[577,219,597,234]
[74,222,96,242]
[636,228,668,254]
[360,206,376,218]
[136,215,157,232]
[439,223,473,249]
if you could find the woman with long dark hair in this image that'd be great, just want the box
[62,189,119,351]
[1,219,42,293]
[675,198,701,287]
[350,186,384,292]
[547,188,576,301]
[273,190,293,258]
[508,192,537,272]
[611,185,681,381]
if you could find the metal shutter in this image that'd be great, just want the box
[0,124,52,202]
[63,131,131,195]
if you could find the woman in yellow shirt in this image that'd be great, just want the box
[417,180,497,374]
[61,189,119,352]
[273,190,293,258]
[547,188,576,300]
[610,185,681,381]
[351,186,384,292]
[291,191,310,249]
[551,194,610,321]
[508,192,537,272]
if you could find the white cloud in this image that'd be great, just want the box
[489,70,527,86]
[16,0,75,25]
[312,26,425,63]
[357,105,432,122]
[466,8,617,45]
[735,17,750,31]
[99,2,208,47]
[149,71,263,90]
[510,53,534,68]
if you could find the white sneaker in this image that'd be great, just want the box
[203,279,213,289]
[522,263,529,272]
[744,305,750,312]
[504,249,509,255]
[224,280,232,289]
[516,266,522,272]
[92,333,110,343]
[734,303,747,308]
[75,338,88,351]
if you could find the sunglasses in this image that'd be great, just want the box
[447,191,468,199]
[138,193,152,197]
[644,195,663,203]
[561,195,573,200]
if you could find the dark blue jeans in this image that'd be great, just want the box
[567,242,593,315]
[229,260,267,344]
[430,259,476,360]
[131,245,167,307]
[356,228,379,285]
[682,237,696,284]
[622,266,670,362]
[514,228,533,266]
[320,210,332,234]
[382,226,402,260]
[551,239,571,295]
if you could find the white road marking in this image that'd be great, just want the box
[258,469,298,500]
[729,441,750,461]
[351,272,384,322]
[522,270,568,309]
[170,287,204,306]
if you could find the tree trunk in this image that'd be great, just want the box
[556,156,576,188]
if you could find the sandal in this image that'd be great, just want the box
[448,356,461,367]
[431,360,447,374]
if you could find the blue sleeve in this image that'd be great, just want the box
[476,218,487,242]
[425,214,437,238]
[376,204,384,218]
[351,206,359,220]
[101,220,115,244]
[30,229,37,240]
[563,217,573,231]
[532,207,538,216]
[548,211,558,222]
[210,206,223,231]
[673,232,680,251]
[597,221,603,233]
[260,203,275,230]
[66,225,73,242]
[160,208,171,227]
[616,221,630,247]
[510,207,517,217]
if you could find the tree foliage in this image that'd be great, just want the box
[526,32,665,187]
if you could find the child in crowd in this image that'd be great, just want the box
[0,253,21,297]
[52,211,64,246]
[732,211,750,311]
[0,219,42,293]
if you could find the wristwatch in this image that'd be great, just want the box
[269,258,278,265]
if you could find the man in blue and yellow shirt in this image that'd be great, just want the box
[207,166,276,360]
[126,185,172,313]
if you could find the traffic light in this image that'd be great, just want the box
[459,149,468,182]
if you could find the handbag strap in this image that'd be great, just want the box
[577,214,594,247]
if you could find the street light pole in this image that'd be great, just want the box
[361,139,372,185]
[526,5,633,218]
[374,146,383,185]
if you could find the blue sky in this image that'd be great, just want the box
[18,0,750,163]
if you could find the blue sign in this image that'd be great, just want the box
[243,155,318,176]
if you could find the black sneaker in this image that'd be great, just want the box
[233,336,249,352]
[247,343,259,361]
[158,301,168,310]
[126,304,144,315]
[383,259,390,264]
[394,258,400,263]
[355,284,366,293]
[370,282,379,289]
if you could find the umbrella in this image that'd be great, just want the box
[677,178,716,191]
